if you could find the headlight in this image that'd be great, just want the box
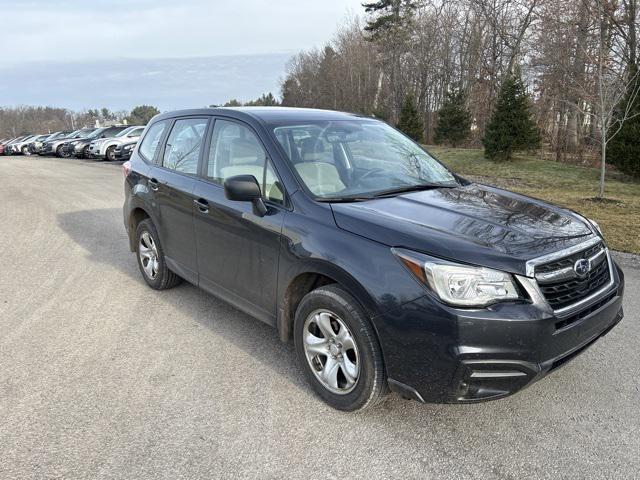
[70,141,78,146]
[393,248,520,307]
[124,144,134,150]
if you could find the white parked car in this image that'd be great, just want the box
[89,126,145,161]
[10,135,40,155]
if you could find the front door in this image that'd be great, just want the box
[193,118,287,324]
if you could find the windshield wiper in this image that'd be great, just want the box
[316,196,374,203]
[371,183,457,198]
[316,183,458,203]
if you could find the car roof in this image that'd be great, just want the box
[152,106,366,125]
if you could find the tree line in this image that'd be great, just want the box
[280,0,640,183]
[0,105,161,139]
[1,91,283,140]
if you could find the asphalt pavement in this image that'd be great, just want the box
[0,156,638,479]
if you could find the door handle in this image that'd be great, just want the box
[148,178,159,191]
[194,198,209,214]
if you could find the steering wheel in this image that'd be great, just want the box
[356,168,389,185]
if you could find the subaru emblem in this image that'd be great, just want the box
[574,258,590,277]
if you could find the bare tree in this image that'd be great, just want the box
[568,0,640,196]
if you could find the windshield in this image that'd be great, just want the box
[115,127,135,137]
[87,128,105,139]
[63,130,82,138]
[272,119,458,199]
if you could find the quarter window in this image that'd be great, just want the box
[206,119,284,205]
[139,121,168,162]
[162,118,208,174]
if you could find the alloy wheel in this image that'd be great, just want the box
[302,309,360,394]
[138,232,159,279]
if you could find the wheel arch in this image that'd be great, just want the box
[277,260,382,344]
[127,206,152,251]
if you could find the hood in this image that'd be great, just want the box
[330,183,596,276]
[68,137,93,144]
[96,137,123,146]
[91,137,115,146]
[48,138,77,147]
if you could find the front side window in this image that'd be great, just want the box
[206,119,284,205]
[272,120,458,199]
[162,118,207,174]
[138,120,168,162]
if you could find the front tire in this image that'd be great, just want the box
[57,145,69,158]
[294,285,387,411]
[135,219,182,290]
[22,146,31,156]
[105,145,116,161]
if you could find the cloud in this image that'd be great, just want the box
[0,54,291,110]
[0,0,364,65]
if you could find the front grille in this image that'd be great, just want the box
[535,242,602,274]
[535,242,611,311]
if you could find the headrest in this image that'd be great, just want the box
[300,137,326,162]
[229,138,262,165]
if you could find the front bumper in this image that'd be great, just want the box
[41,143,55,155]
[375,262,625,404]
[88,143,105,158]
[60,143,74,156]
[73,143,89,157]
[114,147,133,160]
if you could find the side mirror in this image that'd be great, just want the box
[224,175,267,216]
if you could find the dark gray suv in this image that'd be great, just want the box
[123,107,624,411]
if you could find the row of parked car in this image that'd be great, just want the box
[0,124,145,161]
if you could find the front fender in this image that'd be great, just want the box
[276,197,426,342]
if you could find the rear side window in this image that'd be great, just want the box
[162,118,208,174]
[139,121,169,162]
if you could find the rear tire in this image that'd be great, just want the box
[135,219,182,290]
[294,284,387,411]
[22,146,31,156]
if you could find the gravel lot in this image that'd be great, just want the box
[1,156,638,480]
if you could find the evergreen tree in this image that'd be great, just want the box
[100,107,114,121]
[482,73,540,161]
[608,70,640,178]
[397,94,424,142]
[245,92,280,106]
[435,89,472,147]
[127,105,160,125]
[363,0,418,38]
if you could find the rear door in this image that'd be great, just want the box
[192,117,288,324]
[145,116,210,281]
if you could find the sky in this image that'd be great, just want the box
[0,0,364,110]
